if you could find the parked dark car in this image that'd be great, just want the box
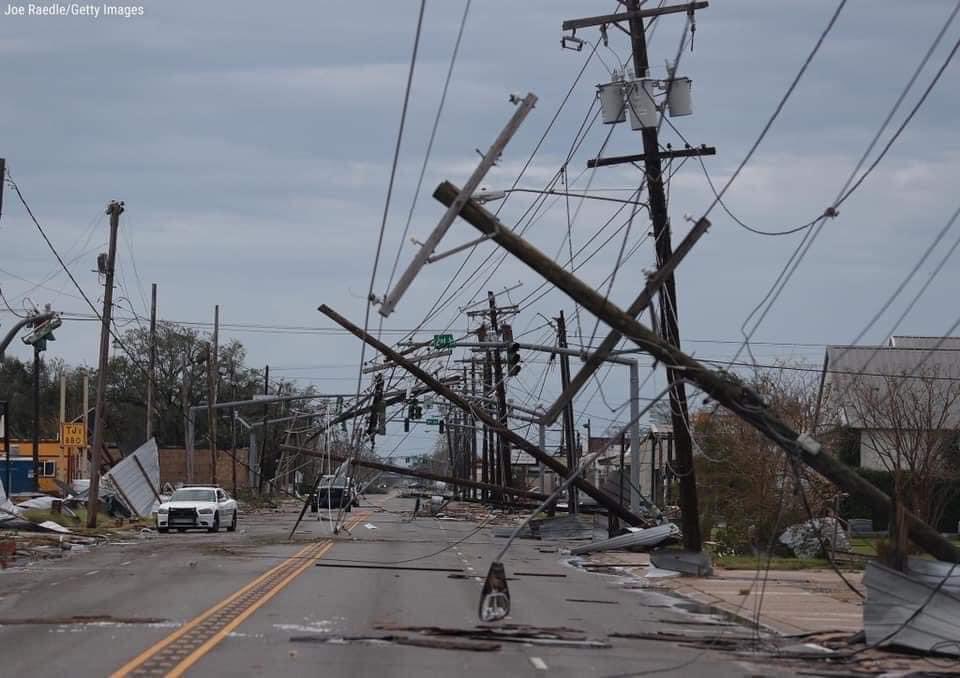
[313,475,357,511]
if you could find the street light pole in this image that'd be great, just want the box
[32,344,41,491]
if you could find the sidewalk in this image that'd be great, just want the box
[584,552,865,635]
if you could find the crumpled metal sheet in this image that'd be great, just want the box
[102,438,161,518]
[570,523,679,555]
[0,477,22,522]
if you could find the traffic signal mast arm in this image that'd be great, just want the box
[432,180,960,564]
[0,311,58,359]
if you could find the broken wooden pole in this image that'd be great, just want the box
[317,304,647,527]
[433,180,960,564]
[280,444,548,503]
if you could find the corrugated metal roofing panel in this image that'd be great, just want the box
[103,438,160,518]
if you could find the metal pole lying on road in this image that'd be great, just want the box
[317,304,647,527]
[433,180,960,564]
[281,444,548,503]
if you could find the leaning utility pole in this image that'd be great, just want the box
[555,311,579,513]
[318,304,647,526]
[207,305,219,485]
[433,180,960,563]
[146,283,157,440]
[87,200,123,528]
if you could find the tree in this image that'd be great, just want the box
[693,365,832,552]
[837,366,960,530]
[105,323,265,450]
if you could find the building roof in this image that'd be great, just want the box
[817,337,960,429]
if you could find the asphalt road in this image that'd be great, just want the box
[0,495,784,676]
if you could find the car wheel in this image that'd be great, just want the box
[177,528,186,533]
[208,512,220,533]
[227,511,238,532]
[158,525,169,534]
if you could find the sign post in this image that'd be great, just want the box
[62,423,87,448]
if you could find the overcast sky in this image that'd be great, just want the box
[2,1,959,456]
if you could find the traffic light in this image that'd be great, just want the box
[408,398,423,421]
[367,374,385,437]
[21,316,61,353]
[507,341,521,376]
[501,323,521,376]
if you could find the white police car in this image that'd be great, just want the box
[155,486,238,533]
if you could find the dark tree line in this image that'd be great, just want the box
[0,323,294,455]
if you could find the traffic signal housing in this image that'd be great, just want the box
[21,316,62,352]
[507,341,521,377]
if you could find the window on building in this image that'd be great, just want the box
[42,461,56,477]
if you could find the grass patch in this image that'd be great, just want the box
[714,554,835,570]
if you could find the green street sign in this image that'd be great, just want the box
[425,417,440,425]
[432,334,454,349]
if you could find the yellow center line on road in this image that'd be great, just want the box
[111,513,367,677]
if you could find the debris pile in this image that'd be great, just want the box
[779,518,851,560]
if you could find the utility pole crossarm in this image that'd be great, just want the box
[541,214,711,426]
[378,93,537,318]
[587,145,716,169]
[561,2,708,32]
[430,181,960,564]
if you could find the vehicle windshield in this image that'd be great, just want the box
[170,489,217,502]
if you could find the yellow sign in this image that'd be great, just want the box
[62,423,87,447]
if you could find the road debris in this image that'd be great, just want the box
[863,558,960,657]
[0,615,168,626]
[779,517,851,559]
[374,623,612,649]
[290,633,501,652]
[570,523,679,555]
[314,562,464,573]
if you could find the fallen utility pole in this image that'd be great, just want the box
[542,214,711,425]
[281,444,548,502]
[87,200,123,528]
[432,181,960,564]
[318,304,647,526]
[378,93,537,317]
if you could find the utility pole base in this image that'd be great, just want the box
[650,549,713,577]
